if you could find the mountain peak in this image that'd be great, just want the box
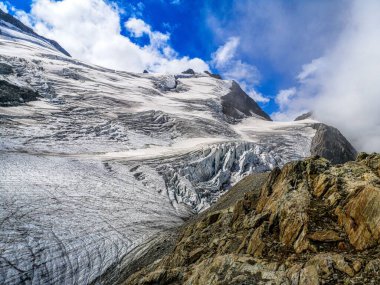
[221,80,272,122]
[0,9,70,57]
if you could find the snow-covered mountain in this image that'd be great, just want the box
[0,10,356,285]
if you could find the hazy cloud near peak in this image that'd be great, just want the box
[273,0,380,152]
[212,37,268,103]
[207,0,350,77]
[15,0,209,73]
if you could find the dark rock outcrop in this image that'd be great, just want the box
[311,123,357,164]
[182,69,195,75]
[0,9,71,57]
[221,81,271,122]
[125,154,380,285]
[295,111,313,121]
[204,70,222,79]
[0,80,39,106]
[0,62,13,75]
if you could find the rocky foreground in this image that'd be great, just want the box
[126,153,380,285]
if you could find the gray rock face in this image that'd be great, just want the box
[294,111,313,121]
[311,123,357,164]
[204,71,222,80]
[0,63,13,75]
[0,80,39,106]
[182,68,195,75]
[221,81,271,122]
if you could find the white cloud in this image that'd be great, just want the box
[272,0,380,152]
[125,18,151,37]
[212,37,268,103]
[17,0,208,73]
[0,1,8,13]
[297,58,324,82]
[275,88,296,110]
[247,89,269,105]
[212,37,240,68]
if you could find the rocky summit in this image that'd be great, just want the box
[126,153,380,285]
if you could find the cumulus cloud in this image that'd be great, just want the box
[125,18,152,37]
[273,0,380,152]
[275,88,296,111]
[212,37,239,68]
[0,1,8,13]
[212,37,268,103]
[17,0,208,73]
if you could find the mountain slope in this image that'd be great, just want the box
[126,153,380,285]
[0,11,356,285]
[0,9,70,56]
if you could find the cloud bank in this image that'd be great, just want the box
[15,0,209,73]
[273,0,380,152]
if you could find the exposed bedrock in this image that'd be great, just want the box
[0,79,39,106]
[311,123,357,164]
[0,62,13,75]
[221,81,272,122]
[126,153,380,285]
[294,111,313,121]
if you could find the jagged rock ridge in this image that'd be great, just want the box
[126,153,380,285]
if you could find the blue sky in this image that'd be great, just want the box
[2,0,380,152]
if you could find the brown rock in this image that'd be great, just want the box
[299,265,320,285]
[352,260,362,272]
[188,248,205,264]
[246,224,266,257]
[336,185,380,250]
[308,230,343,242]
[338,242,348,251]
[125,154,380,285]
[313,174,333,198]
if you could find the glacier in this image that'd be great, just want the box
[0,10,352,285]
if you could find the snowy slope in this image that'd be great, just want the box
[0,11,346,285]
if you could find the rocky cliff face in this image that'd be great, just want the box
[126,153,380,285]
[221,81,272,122]
[311,123,357,164]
